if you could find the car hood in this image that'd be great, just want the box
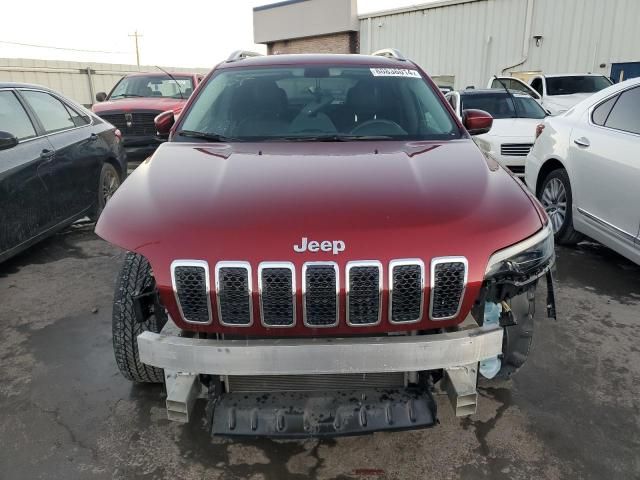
[97,140,543,296]
[92,97,186,114]
[477,118,540,140]
[544,93,593,112]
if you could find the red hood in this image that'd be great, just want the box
[92,96,186,114]
[96,140,543,335]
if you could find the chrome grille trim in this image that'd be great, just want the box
[429,256,468,321]
[215,261,253,327]
[346,260,383,327]
[258,262,296,328]
[500,143,533,157]
[302,262,339,328]
[170,260,213,325]
[388,259,425,324]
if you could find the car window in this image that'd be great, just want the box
[179,65,461,141]
[64,103,90,127]
[110,75,194,99]
[603,87,640,135]
[492,78,530,94]
[21,90,75,133]
[591,95,618,126]
[0,91,37,140]
[545,76,612,96]
[461,93,517,119]
[530,78,543,95]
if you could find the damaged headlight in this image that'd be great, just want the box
[485,223,555,283]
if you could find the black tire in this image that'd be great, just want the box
[90,162,121,222]
[538,168,583,245]
[112,252,167,383]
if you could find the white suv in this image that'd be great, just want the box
[489,74,613,115]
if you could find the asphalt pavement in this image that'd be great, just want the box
[1,223,639,479]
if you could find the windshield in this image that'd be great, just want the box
[461,93,546,119]
[177,66,460,141]
[109,75,194,99]
[546,76,612,96]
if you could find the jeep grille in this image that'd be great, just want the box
[389,260,425,323]
[170,258,467,328]
[216,262,253,326]
[259,263,295,327]
[171,261,211,324]
[430,258,468,320]
[303,263,339,327]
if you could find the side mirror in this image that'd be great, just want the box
[95,92,107,102]
[154,110,175,137]
[0,131,19,151]
[462,109,493,136]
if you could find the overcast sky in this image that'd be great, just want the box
[0,0,428,68]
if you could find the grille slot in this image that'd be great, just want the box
[227,373,405,393]
[389,260,424,323]
[216,262,252,326]
[507,165,525,176]
[259,263,295,327]
[171,261,211,324]
[303,263,339,327]
[430,258,467,320]
[501,143,533,157]
[346,262,382,326]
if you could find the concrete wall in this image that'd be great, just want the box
[254,0,358,43]
[359,0,640,89]
[267,32,359,54]
[0,58,210,107]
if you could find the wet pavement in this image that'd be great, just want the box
[1,224,639,479]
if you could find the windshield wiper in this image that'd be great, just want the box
[272,134,394,142]
[176,130,234,142]
[111,94,144,99]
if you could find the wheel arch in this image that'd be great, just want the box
[536,158,566,196]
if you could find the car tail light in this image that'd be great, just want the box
[535,124,545,140]
[114,129,122,142]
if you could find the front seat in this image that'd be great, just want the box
[232,80,288,137]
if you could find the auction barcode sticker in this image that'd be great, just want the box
[370,68,421,78]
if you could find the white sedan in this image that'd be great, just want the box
[446,89,547,177]
[526,77,640,265]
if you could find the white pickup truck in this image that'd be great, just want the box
[488,74,612,114]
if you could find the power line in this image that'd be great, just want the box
[0,39,127,54]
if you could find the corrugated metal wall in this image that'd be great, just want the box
[0,58,210,106]
[359,0,640,89]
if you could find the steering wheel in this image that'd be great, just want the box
[350,119,406,136]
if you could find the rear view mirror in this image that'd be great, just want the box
[95,92,107,102]
[155,110,175,136]
[462,109,493,135]
[0,131,19,151]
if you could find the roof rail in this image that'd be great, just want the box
[226,50,263,63]
[371,48,406,61]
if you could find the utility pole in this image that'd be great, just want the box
[128,30,142,67]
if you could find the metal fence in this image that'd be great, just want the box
[0,58,210,107]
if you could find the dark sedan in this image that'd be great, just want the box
[0,83,126,262]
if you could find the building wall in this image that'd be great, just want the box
[359,0,640,89]
[254,0,358,44]
[268,32,359,55]
[0,58,209,106]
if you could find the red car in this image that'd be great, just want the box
[96,50,556,436]
[92,72,203,161]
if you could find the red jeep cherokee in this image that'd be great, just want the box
[92,72,203,161]
[96,50,556,437]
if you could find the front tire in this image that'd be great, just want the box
[112,252,166,383]
[91,162,121,222]
[538,168,582,245]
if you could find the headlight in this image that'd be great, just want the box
[485,223,555,283]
